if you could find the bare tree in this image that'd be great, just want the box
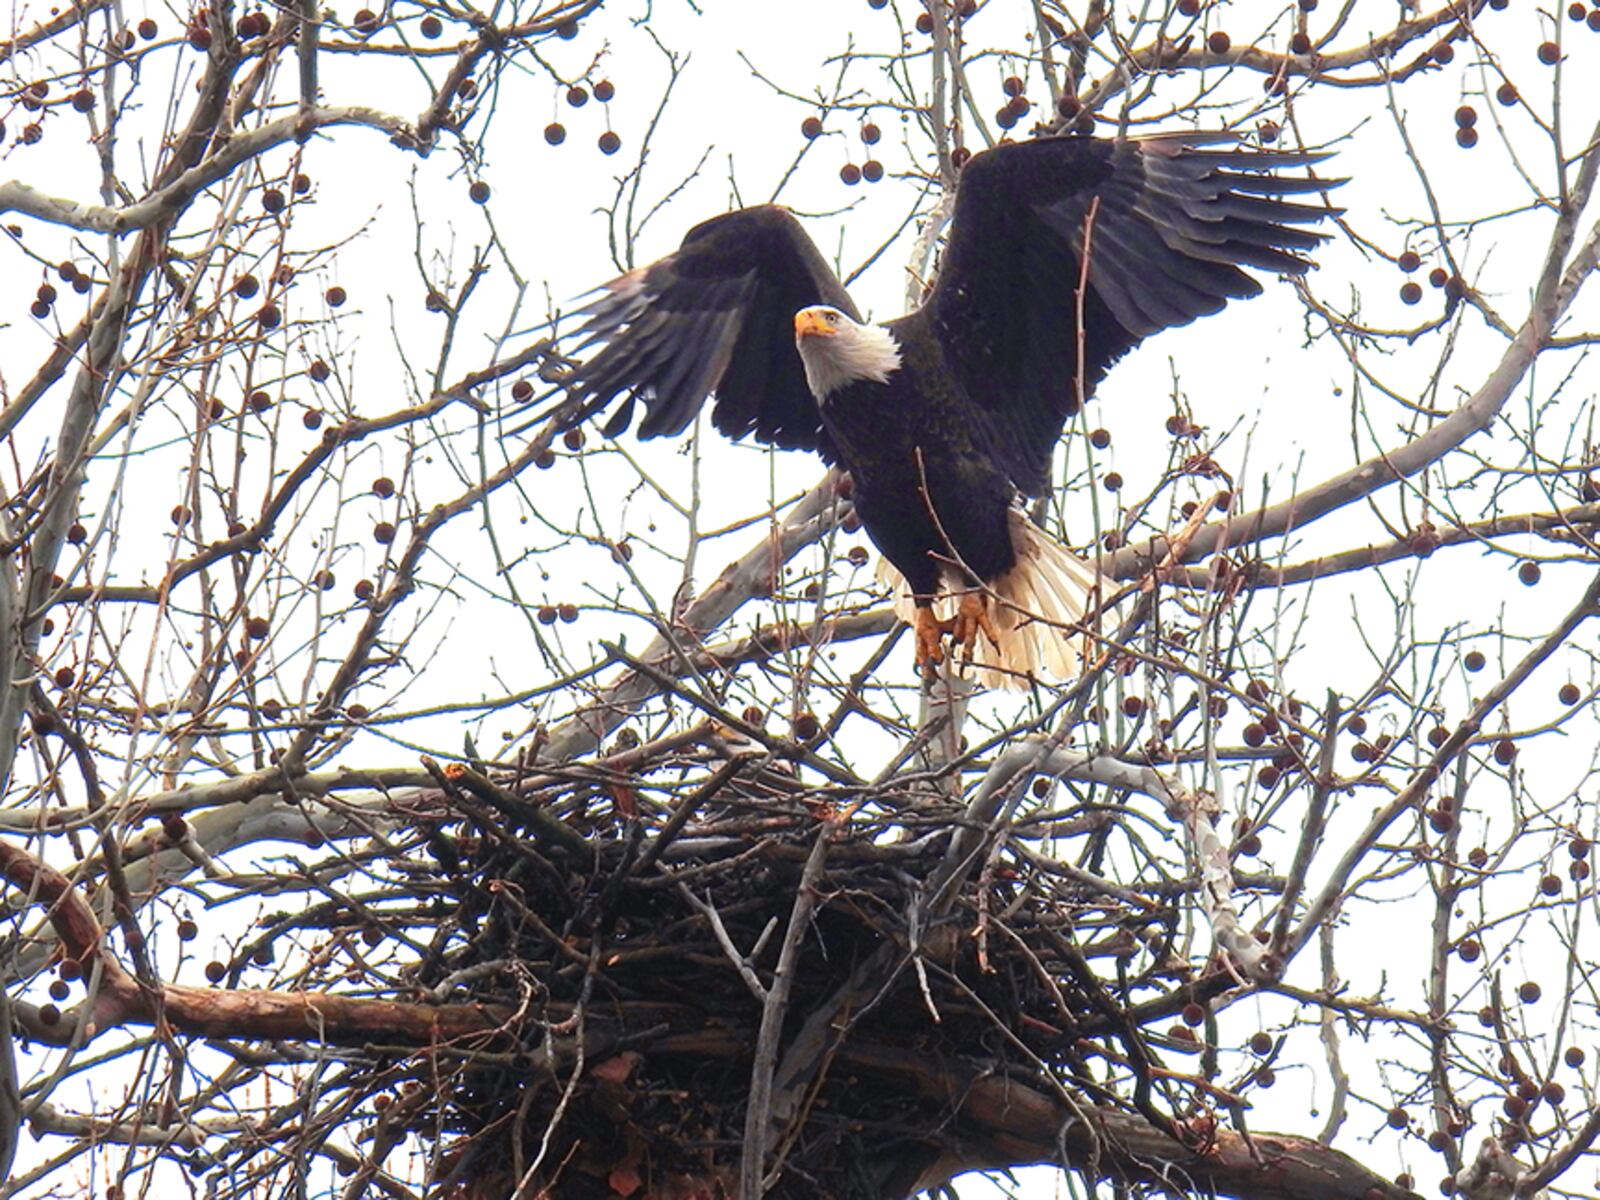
[2,1,1598,1198]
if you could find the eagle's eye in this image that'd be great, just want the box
[826,312,839,323]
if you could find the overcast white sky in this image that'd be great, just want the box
[4,0,1600,1195]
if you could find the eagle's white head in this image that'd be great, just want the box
[793,305,903,401]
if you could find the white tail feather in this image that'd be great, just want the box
[875,509,1098,689]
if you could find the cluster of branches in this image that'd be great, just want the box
[1,0,1599,1198]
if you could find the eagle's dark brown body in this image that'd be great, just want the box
[820,309,1019,598]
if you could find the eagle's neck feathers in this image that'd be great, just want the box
[797,317,903,401]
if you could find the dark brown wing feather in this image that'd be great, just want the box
[923,132,1337,494]
[570,206,860,453]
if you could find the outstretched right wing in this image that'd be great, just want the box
[569,206,861,453]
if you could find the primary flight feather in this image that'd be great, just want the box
[568,131,1335,687]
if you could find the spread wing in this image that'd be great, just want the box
[923,132,1337,494]
[568,205,860,453]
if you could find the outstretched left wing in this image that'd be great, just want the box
[922,132,1337,495]
[569,206,860,452]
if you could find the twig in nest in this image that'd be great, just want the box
[743,821,834,1197]
[678,884,775,1003]
[423,756,588,857]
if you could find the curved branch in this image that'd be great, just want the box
[861,1039,1422,1200]
[0,0,110,64]
[1108,198,1600,580]
[1159,503,1600,590]
[0,106,416,234]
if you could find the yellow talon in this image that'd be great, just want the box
[949,591,1001,664]
[912,592,1000,678]
[914,607,947,678]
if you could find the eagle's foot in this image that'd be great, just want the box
[949,590,1001,664]
[914,607,948,678]
[913,594,1000,679]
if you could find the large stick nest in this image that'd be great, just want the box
[378,751,1212,1200]
[3,727,1416,1200]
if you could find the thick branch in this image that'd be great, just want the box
[1158,503,1600,590]
[0,106,414,234]
[853,1040,1422,1200]
[1109,154,1600,581]
[0,841,509,1046]
[0,0,111,63]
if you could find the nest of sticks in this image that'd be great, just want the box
[371,737,1210,1200]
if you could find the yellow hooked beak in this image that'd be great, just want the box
[794,308,838,339]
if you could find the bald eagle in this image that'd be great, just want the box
[569,132,1333,687]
